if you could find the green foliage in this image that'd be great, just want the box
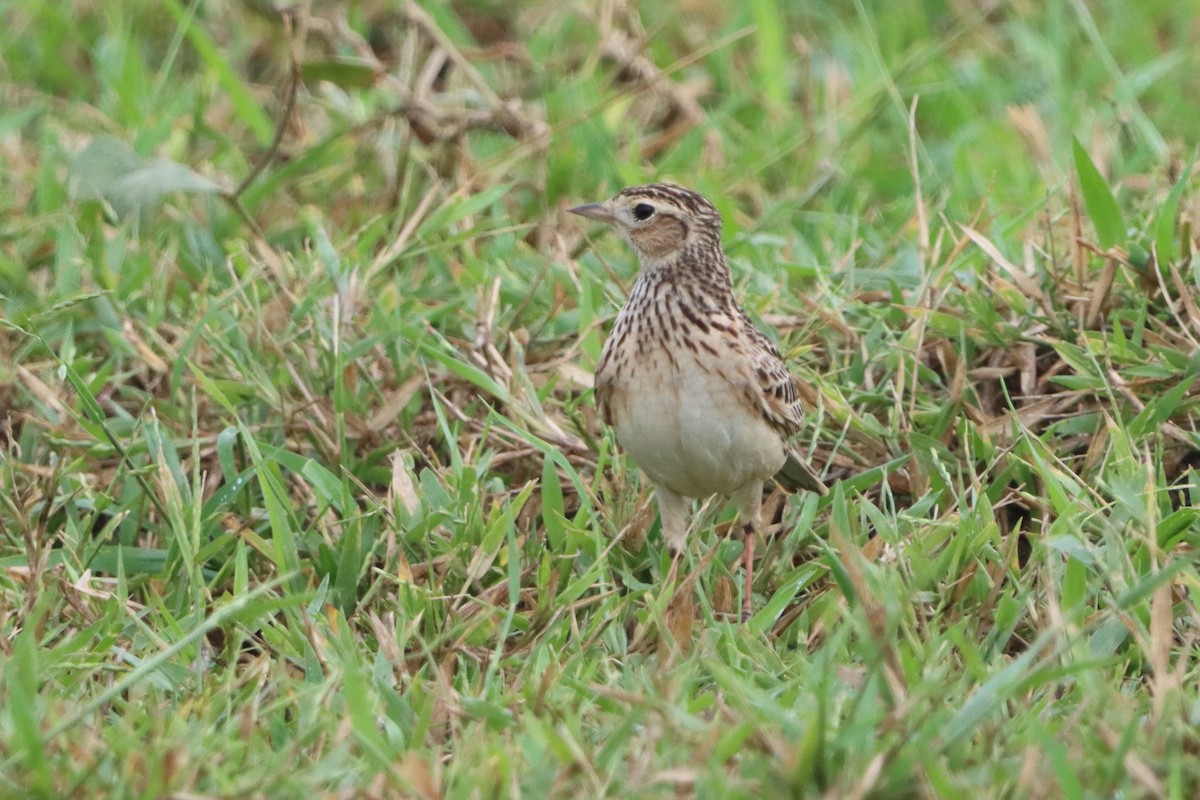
[1,0,1199,797]
[1073,137,1127,250]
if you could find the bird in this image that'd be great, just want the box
[569,183,827,622]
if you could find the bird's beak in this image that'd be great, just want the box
[568,202,615,225]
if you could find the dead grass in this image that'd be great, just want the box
[1,0,1199,797]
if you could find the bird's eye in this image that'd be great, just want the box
[632,203,655,221]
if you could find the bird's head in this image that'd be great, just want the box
[569,183,723,266]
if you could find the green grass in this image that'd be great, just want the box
[2,0,1199,796]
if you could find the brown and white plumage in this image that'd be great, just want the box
[570,183,826,621]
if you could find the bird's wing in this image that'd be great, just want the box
[737,309,805,437]
[734,312,827,494]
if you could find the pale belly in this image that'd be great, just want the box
[608,359,786,498]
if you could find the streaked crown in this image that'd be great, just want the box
[615,183,721,222]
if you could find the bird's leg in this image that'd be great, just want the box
[741,522,755,623]
[731,481,767,624]
[655,486,692,597]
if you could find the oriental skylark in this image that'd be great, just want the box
[570,183,827,622]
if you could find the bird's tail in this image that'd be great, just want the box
[776,450,828,495]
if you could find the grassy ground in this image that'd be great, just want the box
[2,0,1199,797]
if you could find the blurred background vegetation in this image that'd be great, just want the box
[1,1,1198,797]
